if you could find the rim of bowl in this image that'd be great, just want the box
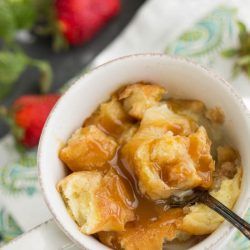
[38,53,250,250]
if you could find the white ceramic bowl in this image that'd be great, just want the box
[38,54,250,250]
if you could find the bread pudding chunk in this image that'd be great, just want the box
[118,83,166,119]
[84,97,133,138]
[140,104,197,136]
[122,105,215,200]
[57,170,135,234]
[59,125,117,171]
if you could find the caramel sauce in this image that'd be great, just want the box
[81,94,223,249]
[111,147,166,223]
[102,145,186,250]
[93,101,213,209]
[90,98,215,237]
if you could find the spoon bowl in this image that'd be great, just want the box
[167,189,250,240]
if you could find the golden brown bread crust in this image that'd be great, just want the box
[139,104,197,136]
[167,99,206,115]
[57,170,135,234]
[59,125,117,172]
[205,107,225,124]
[118,83,166,119]
[84,97,133,138]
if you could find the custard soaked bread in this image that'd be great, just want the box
[122,105,215,200]
[118,83,166,119]
[57,170,135,234]
[59,125,117,171]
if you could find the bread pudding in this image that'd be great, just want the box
[57,83,242,250]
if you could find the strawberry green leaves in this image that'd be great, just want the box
[0,50,52,100]
[10,0,37,30]
[0,1,16,43]
[0,0,53,100]
[221,21,250,78]
[0,51,28,99]
[0,0,37,43]
[28,59,52,93]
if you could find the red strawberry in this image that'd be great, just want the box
[55,0,121,45]
[11,94,60,148]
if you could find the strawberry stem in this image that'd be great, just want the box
[0,105,24,144]
[52,24,69,52]
[28,59,52,93]
[0,105,12,129]
[0,106,7,118]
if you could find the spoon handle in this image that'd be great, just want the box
[200,193,250,240]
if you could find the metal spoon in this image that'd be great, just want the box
[167,189,250,240]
